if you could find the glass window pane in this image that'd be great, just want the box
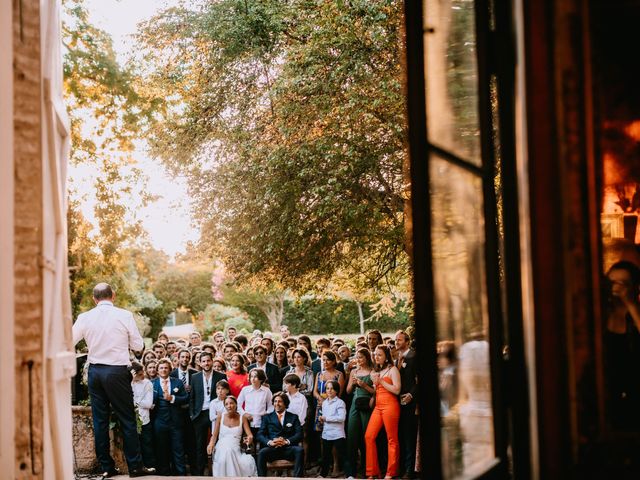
[430,155,495,477]
[424,0,481,165]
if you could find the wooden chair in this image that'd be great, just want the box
[266,458,296,477]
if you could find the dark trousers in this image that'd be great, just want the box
[88,364,143,473]
[257,445,305,477]
[321,438,346,476]
[181,410,197,473]
[153,423,186,475]
[139,422,155,468]
[399,402,418,475]
[192,409,212,475]
[345,404,372,476]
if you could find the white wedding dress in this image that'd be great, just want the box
[212,413,258,477]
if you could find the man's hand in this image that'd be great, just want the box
[163,390,172,402]
[184,385,192,393]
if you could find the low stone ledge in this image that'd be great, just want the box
[72,405,127,474]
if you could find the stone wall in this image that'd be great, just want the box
[13,0,44,477]
[72,406,127,474]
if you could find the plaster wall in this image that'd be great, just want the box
[0,0,16,476]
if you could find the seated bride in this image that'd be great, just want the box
[206,395,258,477]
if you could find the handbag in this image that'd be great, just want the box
[354,396,372,411]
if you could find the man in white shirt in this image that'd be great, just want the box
[72,283,153,478]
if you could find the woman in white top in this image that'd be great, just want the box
[237,369,273,432]
[207,396,257,477]
[131,362,155,469]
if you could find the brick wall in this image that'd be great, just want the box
[13,0,44,477]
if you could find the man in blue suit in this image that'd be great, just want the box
[248,345,283,395]
[256,392,304,477]
[152,359,189,475]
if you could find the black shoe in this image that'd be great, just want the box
[129,466,156,477]
[100,467,121,479]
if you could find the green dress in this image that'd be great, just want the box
[345,373,373,477]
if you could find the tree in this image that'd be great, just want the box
[137,0,410,294]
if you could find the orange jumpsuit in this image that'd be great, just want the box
[364,376,400,477]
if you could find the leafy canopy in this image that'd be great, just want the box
[137,0,410,294]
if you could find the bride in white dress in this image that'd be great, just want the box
[207,396,257,477]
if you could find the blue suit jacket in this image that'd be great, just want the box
[152,376,189,428]
[256,410,303,447]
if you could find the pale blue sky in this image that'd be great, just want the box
[69,0,198,257]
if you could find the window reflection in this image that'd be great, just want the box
[424,0,481,165]
[430,157,494,477]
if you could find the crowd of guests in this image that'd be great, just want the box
[127,325,419,478]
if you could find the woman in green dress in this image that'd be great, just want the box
[345,348,375,478]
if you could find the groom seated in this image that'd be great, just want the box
[256,392,304,477]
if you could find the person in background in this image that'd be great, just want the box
[364,345,401,479]
[152,359,189,475]
[395,330,418,478]
[604,260,640,430]
[201,342,217,357]
[345,348,375,479]
[248,345,282,395]
[189,352,227,476]
[141,351,157,366]
[212,357,227,374]
[131,362,155,471]
[238,369,274,431]
[209,379,231,426]
[280,325,291,340]
[189,331,202,348]
[227,353,250,398]
[273,344,290,375]
[145,360,158,381]
[165,341,178,358]
[223,342,240,366]
[283,373,308,427]
[318,380,347,478]
[170,348,197,472]
[246,346,256,365]
[227,326,238,342]
[192,351,203,371]
[261,337,276,360]
[170,353,179,370]
[366,330,384,352]
[298,335,318,361]
[235,334,249,350]
[213,331,226,351]
[152,342,167,359]
[157,332,169,344]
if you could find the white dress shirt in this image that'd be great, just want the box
[237,385,273,428]
[208,397,227,423]
[132,378,154,425]
[72,301,144,365]
[320,396,346,440]
[201,372,214,411]
[286,391,308,426]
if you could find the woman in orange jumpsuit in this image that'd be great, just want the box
[364,344,402,479]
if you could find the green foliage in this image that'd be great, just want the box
[224,317,255,335]
[282,297,410,335]
[195,303,252,338]
[137,0,410,293]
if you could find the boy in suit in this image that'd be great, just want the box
[151,359,189,475]
[256,392,304,477]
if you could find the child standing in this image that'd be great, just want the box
[209,379,231,425]
[237,369,274,437]
[131,361,155,469]
[318,380,346,478]
[284,373,308,426]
